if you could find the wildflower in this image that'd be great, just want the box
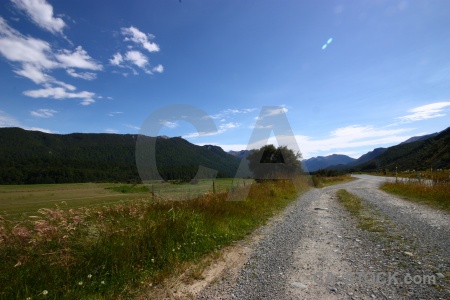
[78,281,83,286]
[101,281,105,285]
[151,258,155,263]
[42,290,48,295]
[87,274,92,279]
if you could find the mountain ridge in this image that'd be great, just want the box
[0,127,241,184]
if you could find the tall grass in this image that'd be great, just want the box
[311,174,354,188]
[380,178,450,212]
[0,178,310,299]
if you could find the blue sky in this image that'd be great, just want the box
[0,0,449,159]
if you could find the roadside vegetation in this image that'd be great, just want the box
[336,189,385,232]
[0,177,310,299]
[311,169,355,188]
[380,171,450,212]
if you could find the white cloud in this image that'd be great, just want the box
[28,126,53,133]
[23,86,95,105]
[125,50,148,68]
[66,68,97,80]
[219,122,240,130]
[124,124,140,130]
[12,0,66,34]
[183,122,240,139]
[152,64,164,73]
[109,52,123,66]
[107,111,123,117]
[209,107,257,119]
[0,18,99,105]
[256,106,288,120]
[0,110,20,127]
[0,18,57,69]
[160,120,178,129]
[56,46,102,70]
[30,108,57,118]
[121,26,160,53]
[0,110,53,132]
[105,128,118,134]
[278,125,413,159]
[110,26,163,76]
[14,63,50,84]
[396,102,450,123]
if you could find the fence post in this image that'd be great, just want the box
[213,180,216,194]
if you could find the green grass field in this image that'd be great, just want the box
[0,179,253,217]
[0,178,309,299]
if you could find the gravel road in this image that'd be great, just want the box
[198,175,450,299]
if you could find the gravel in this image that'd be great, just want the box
[198,175,450,299]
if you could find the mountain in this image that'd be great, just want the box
[400,132,438,144]
[347,147,387,167]
[355,127,450,172]
[302,130,448,173]
[0,127,240,184]
[302,154,355,172]
[228,150,252,159]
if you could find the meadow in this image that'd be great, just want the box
[0,177,310,299]
[380,170,450,212]
[0,179,251,217]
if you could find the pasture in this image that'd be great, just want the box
[0,179,252,217]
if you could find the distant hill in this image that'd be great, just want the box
[302,130,448,173]
[400,132,438,144]
[348,147,387,166]
[0,127,241,184]
[302,154,355,172]
[355,127,450,172]
[228,150,252,159]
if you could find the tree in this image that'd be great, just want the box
[246,145,303,180]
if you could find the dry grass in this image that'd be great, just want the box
[380,180,450,212]
[0,177,310,299]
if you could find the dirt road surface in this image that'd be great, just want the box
[195,175,450,299]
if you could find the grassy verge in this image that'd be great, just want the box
[0,178,310,299]
[312,174,355,188]
[337,189,450,291]
[380,181,450,213]
[336,189,385,232]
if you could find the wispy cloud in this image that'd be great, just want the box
[0,17,99,105]
[28,126,53,133]
[152,64,164,73]
[160,120,178,129]
[209,107,257,119]
[396,102,450,123]
[125,50,148,69]
[0,110,53,132]
[105,128,118,134]
[0,110,21,127]
[110,53,123,66]
[256,105,288,120]
[183,122,240,139]
[107,111,123,117]
[110,26,163,76]
[55,46,102,70]
[121,26,160,53]
[66,68,97,80]
[23,87,96,105]
[123,124,140,130]
[30,108,57,118]
[12,0,66,35]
